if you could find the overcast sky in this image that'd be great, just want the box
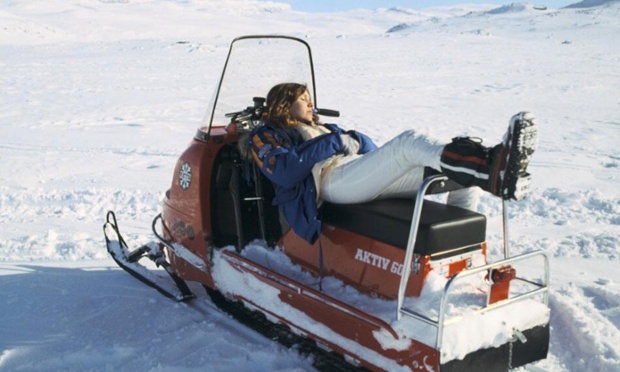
[278,0,577,12]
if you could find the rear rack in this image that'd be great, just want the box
[396,175,550,349]
[401,250,549,349]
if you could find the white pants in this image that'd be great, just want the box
[319,129,480,211]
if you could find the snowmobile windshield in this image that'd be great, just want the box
[202,35,317,131]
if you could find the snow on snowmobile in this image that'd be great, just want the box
[104,35,550,371]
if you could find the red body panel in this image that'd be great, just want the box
[279,226,485,300]
[279,227,429,298]
[161,127,238,285]
[221,250,440,371]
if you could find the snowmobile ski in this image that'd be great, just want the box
[103,211,195,302]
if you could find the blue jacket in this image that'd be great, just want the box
[247,121,377,243]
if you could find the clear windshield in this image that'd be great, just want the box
[203,36,316,129]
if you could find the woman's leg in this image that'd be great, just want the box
[447,187,480,211]
[373,173,480,210]
[323,158,480,211]
[321,111,537,205]
[320,129,445,204]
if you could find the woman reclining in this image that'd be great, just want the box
[245,83,537,244]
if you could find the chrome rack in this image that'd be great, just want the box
[395,175,550,349]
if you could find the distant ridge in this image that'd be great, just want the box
[565,0,620,8]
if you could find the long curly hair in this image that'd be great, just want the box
[266,83,319,128]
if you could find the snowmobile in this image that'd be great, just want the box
[104,35,550,371]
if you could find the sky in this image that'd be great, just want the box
[278,0,577,12]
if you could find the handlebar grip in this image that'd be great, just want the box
[314,108,340,118]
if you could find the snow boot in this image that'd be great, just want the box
[439,112,537,201]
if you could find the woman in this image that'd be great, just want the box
[246,83,537,244]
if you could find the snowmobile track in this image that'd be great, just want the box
[203,286,369,372]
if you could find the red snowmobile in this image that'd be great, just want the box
[104,35,550,371]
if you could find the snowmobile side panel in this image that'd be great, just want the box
[165,127,238,236]
[217,247,549,372]
[204,286,369,372]
[160,203,215,286]
[279,226,485,299]
[219,250,441,371]
[160,128,239,283]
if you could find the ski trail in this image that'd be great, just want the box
[549,282,620,372]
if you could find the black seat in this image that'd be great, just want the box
[320,198,486,257]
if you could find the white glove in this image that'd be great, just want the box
[340,133,360,155]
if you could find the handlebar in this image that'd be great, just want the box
[225,97,340,122]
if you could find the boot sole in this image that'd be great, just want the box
[502,112,538,200]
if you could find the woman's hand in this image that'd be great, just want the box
[340,133,360,155]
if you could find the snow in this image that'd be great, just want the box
[1,0,619,371]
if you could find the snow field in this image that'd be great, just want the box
[1,1,619,371]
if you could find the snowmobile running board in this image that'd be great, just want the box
[204,286,368,372]
[103,211,197,302]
